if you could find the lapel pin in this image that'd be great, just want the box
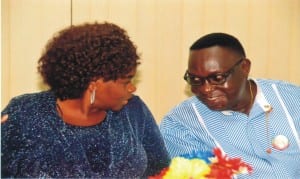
[272,135,289,151]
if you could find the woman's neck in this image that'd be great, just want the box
[56,99,107,127]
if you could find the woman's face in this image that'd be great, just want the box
[95,68,137,111]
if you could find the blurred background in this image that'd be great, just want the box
[2,0,300,123]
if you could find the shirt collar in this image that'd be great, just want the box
[221,78,272,115]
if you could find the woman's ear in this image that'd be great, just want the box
[87,80,97,91]
[88,78,105,91]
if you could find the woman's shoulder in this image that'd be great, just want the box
[128,95,143,103]
[2,91,56,116]
[8,91,54,103]
[125,95,147,109]
[122,95,155,121]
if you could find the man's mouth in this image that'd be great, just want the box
[204,95,224,102]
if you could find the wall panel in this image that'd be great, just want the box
[2,0,300,123]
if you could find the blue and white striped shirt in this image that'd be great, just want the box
[160,79,300,178]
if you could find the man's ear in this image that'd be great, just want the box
[242,58,251,75]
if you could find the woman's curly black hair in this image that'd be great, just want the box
[38,22,140,100]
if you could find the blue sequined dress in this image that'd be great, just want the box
[1,91,170,178]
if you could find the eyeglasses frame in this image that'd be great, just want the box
[184,57,244,86]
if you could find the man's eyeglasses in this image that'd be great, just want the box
[184,58,244,86]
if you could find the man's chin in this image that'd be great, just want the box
[198,97,228,111]
[205,103,227,111]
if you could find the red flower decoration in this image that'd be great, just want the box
[206,148,253,179]
[149,148,253,179]
[149,168,169,179]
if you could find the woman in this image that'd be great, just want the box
[1,22,170,178]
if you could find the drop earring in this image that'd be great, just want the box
[90,89,96,105]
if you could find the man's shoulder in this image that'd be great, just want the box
[256,78,299,88]
[162,96,204,120]
[255,78,300,93]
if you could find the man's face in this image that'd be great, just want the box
[187,46,250,111]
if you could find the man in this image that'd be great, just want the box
[160,33,300,178]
